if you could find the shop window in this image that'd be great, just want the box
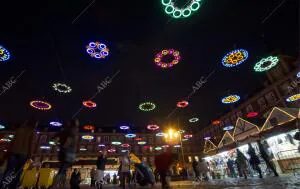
[265,91,277,104]
[257,97,267,110]
[246,104,254,113]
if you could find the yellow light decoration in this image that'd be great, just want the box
[30,100,52,111]
[286,94,300,102]
[81,135,94,140]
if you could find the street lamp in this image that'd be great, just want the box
[164,128,180,145]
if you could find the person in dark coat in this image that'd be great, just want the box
[192,158,200,181]
[70,168,81,189]
[247,144,262,178]
[96,151,107,189]
[257,141,279,176]
[227,158,236,178]
[236,149,248,179]
[155,151,176,189]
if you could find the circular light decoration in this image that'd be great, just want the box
[254,56,279,72]
[144,145,151,149]
[286,94,300,102]
[246,112,259,118]
[173,145,181,148]
[212,120,220,125]
[135,137,143,141]
[147,124,160,131]
[49,141,56,145]
[125,133,136,138]
[98,144,105,147]
[154,49,181,69]
[86,41,109,59]
[221,95,240,104]
[50,122,62,127]
[83,100,97,108]
[0,125,5,130]
[178,130,185,134]
[139,102,156,112]
[52,83,72,93]
[181,138,189,142]
[189,118,199,123]
[80,148,87,151]
[184,134,193,139]
[0,138,11,142]
[121,144,130,148]
[162,145,169,148]
[156,132,165,137]
[108,149,116,153]
[0,45,11,62]
[8,135,14,138]
[177,100,189,108]
[40,146,51,150]
[30,100,52,111]
[83,125,95,131]
[155,147,162,151]
[112,141,121,145]
[138,141,147,145]
[297,72,300,78]
[222,49,248,67]
[120,125,130,130]
[82,135,94,140]
[204,136,211,140]
[223,125,234,131]
[161,0,202,19]
[121,150,129,153]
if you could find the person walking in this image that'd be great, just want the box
[90,167,96,188]
[0,118,37,189]
[119,151,131,188]
[227,157,237,178]
[192,158,200,181]
[257,141,279,176]
[96,151,107,189]
[198,159,209,181]
[236,149,248,179]
[247,144,263,178]
[155,151,176,189]
[51,119,79,188]
[70,168,81,189]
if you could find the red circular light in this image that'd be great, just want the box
[184,134,193,139]
[107,149,116,153]
[83,125,95,130]
[135,137,143,141]
[83,100,97,108]
[177,100,189,108]
[121,144,130,148]
[162,145,169,148]
[212,120,221,125]
[246,112,259,118]
[147,124,160,131]
[143,145,151,149]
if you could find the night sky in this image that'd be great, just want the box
[0,0,298,132]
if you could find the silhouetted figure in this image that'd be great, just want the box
[248,144,262,178]
[70,168,81,189]
[192,158,200,181]
[257,141,278,176]
[236,149,248,179]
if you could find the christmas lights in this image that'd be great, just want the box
[112,141,121,145]
[82,135,94,140]
[139,102,156,111]
[286,94,300,102]
[178,130,185,134]
[0,125,5,129]
[107,149,116,153]
[204,136,211,140]
[40,146,51,150]
[184,134,193,139]
[154,49,181,68]
[80,148,87,151]
[138,141,146,145]
[162,145,169,148]
[177,100,189,108]
[98,144,105,147]
[52,83,72,93]
[297,71,300,78]
[147,124,160,131]
[254,56,279,72]
[156,132,165,137]
[121,150,128,153]
[173,145,181,148]
[161,0,202,19]
[223,125,234,131]
[0,138,11,142]
[246,112,259,118]
[0,45,10,62]
[212,120,220,125]
[189,118,199,123]
[221,95,240,104]
[181,138,189,142]
[155,147,162,151]
[121,144,130,148]
[50,122,62,127]
[83,125,95,131]
[30,100,52,110]
[120,125,130,130]
[125,133,136,138]
[135,137,143,141]
[86,41,109,59]
[83,100,97,108]
[222,49,248,67]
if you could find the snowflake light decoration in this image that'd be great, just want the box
[83,125,95,131]
[52,83,72,93]
[86,41,109,59]
[50,122,62,127]
[154,49,181,69]
[221,95,240,104]
[189,118,199,123]
[0,45,10,62]
[147,124,160,131]
[83,100,97,108]
[222,49,248,67]
[30,100,52,111]
[254,56,279,72]
[139,102,156,111]
[286,94,300,102]
[161,0,203,19]
[223,125,234,131]
[125,133,136,138]
[177,100,189,108]
[246,112,259,118]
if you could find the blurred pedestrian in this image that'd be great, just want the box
[119,151,131,188]
[247,144,262,178]
[199,159,209,181]
[112,173,117,184]
[236,149,248,179]
[192,157,200,181]
[96,151,107,189]
[0,118,37,189]
[155,151,176,189]
[70,168,81,189]
[90,167,96,187]
[227,157,236,178]
[257,141,278,176]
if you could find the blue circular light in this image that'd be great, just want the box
[156,132,165,137]
[222,49,248,68]
[120,125,130,130]
[125,133,136,138]
[0,45,11,62]
[223,125,234,131]
[86,41,109,59]
[40,145,51,150]
[0,125,5,129]
[50,122,63,127]
[297,71,300,78]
